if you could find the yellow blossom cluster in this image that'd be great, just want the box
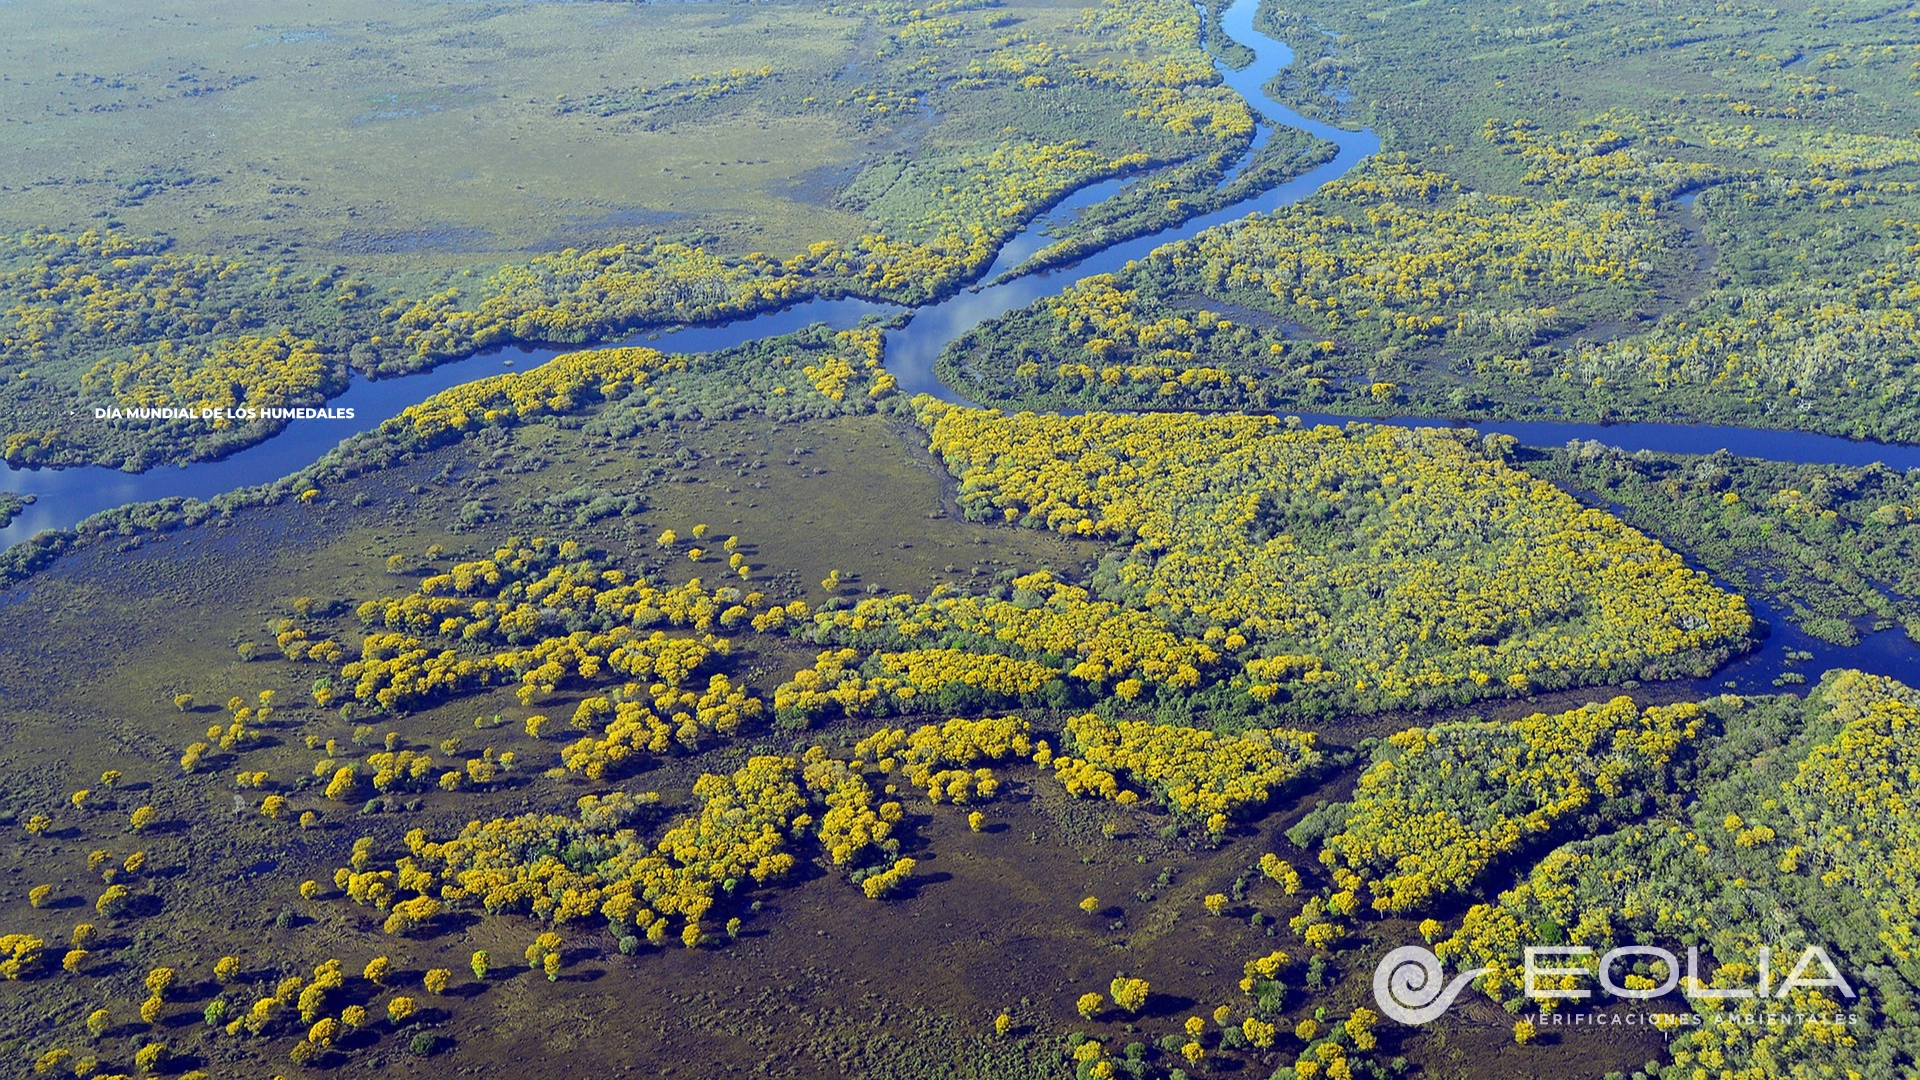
[1071,0,1254,142]
[799,329,894,401]
[872,648,1059,699]
[1779,672,1920,958]
[362,749,437,793]
[1480,116,1720,201]
[772,648,886,722]
[1322,697,1706,913]
[771,643,1064,724]
[1185,159,1654,340]
[1425,674,1920,1080]
[1240,948,1291,992]
[334,730,988,954]
[1064,713,1321,826]
[384,347,687,447]
[802,571,1216,688]
[920,402,1752,711]
[1051,754,1127,801]
[559,675,763,780]
[860,857,917,899]
[1049,360,1259,401]
[850,715,1034,803]
[802,750,905,869]
[339,759,802,950]
[0,933,45,980]
[292,537,769,712]
[81,331,337,425]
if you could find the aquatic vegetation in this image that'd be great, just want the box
[1532,443,1920,645]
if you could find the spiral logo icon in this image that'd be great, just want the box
[1372,945,1490,1025]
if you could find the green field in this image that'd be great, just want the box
[1,0,895,262]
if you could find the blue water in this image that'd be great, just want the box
[0,296,895,546]
[1,0,1915,690]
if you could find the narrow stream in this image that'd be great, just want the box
[1,0,1915,689]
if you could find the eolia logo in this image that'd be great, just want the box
[1372,946,1490,1025]
[1372,942,1856,1025]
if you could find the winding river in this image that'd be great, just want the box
[1,0,1916,690]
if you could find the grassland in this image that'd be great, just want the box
[0,0,875,262]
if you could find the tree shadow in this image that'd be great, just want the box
[1140,992,1197,1019]
[897,870,953,899]
[114,892,164,919]
[138,817,193,837]
[162,1051,209,1073]
[84,957,129,978]
[432,910,482,937]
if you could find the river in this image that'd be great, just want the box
[1,0,1914,690]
